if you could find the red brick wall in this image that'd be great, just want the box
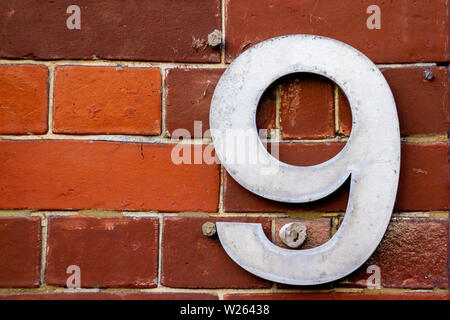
[0,0,448,300]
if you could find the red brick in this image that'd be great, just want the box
[0,292,218,300]
[337,90,352,136]
[0,0,221,62]
[166,68,224,138]
[161,217,272,288]
[339,67,449,136]
[0,65,48,134]
[46,217,158,288]
[166,68,276,138]
[280,74,335,139]
[224,292,448,300]
[224,142,348,212]
[274,218,331,250]
[224,142,449,212]
[256,86,277,133]
[0,140,219,212]
[340,218,448,289]
[0,217,41,287]
[226,0,448,63]
[53,66,161,135]
[272,218,333,290]
[396,143,449,211]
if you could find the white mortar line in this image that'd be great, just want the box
[4,210,446,219]
[1,134,447,144]
[334,85,340,134]
[0,59,435,69]
[157,214,164,287]
[1,285,444,296]
[39,214,48,286]
[47,64,55,134]
[160,67,168,137]
[221,0,226,64]
[0,59,228,69]
[376,62,437,68]
[218,165,225,214]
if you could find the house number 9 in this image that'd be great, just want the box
[209,35,400,285]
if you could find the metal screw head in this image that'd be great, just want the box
[207,29,222,47]
[279,222,307,248]
[424,70,434,81]
[202,222,217,237]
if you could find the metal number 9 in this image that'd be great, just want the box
[209,35,400,285]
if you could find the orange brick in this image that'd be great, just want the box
[0,140,219,212]
[0,65,48,134]
[53,66,161,135]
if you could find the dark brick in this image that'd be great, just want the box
[339,67,449,136]
[274,218,331,249]
[46,217,159,288]
[340,217,448,289]
[224,143,449,212]
[224,292,448,300]
[0,217,41,287]
[0,0,221,62]
[161,217,272,288]
[0,292,218,300]
[226,0,448,63]
[165,68,276,138]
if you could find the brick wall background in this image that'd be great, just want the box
[0,0,448,300]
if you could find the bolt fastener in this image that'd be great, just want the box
[279,222,307,248]
[207,29,222,47]
[202,221,217,237]
[424,70,434,81]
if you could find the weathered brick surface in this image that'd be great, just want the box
[166,68,224,138]
[0,65,48,134]
[46,217,159,288]
[280,74,335,139]
[340,218,448,289]
[161,217,272,288]
[339,67,449,136]
[165,68,276,138]
[0,217,41,287]
[0,140,219,212]
[0,292,218,300]
[224,143,449,212]
[274,218,331,250]
[0,0,221,62]
[53,66,161,135]
[226,0,448,63]
[224,142,348,212]
[395,143,449,211]
[224,292,448,300]
[0,0,448,299]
